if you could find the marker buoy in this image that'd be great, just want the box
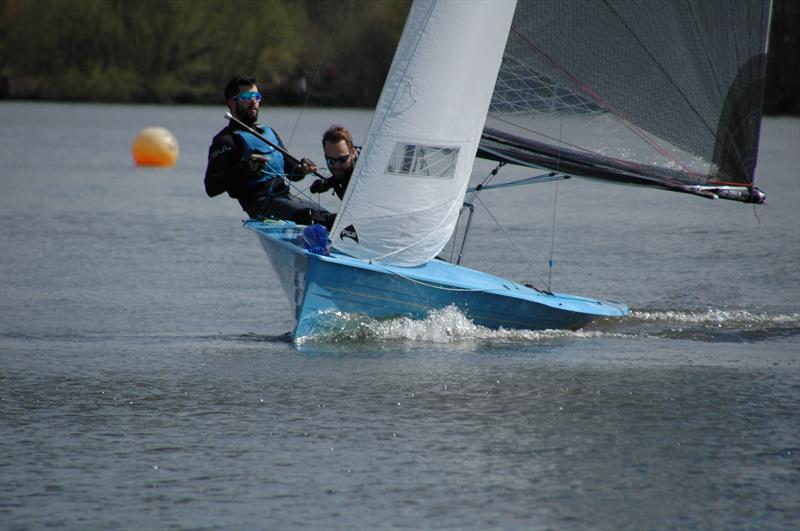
[132,127,179,166]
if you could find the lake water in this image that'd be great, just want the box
[1,101,798,530]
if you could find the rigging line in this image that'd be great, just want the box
[465,162,504,206]
[466,173,564,192]
[445,218,457,262]
[285,59,325,149]
[752,203,762,224]
[449,163,506,263]
[508,26,693,176]
[285,0,355,148]
[453,162,506,262]
[547,115,566,292]
[286,179,326,207]
[446,204,468,263]
[547,179,559,292]
[474,195,547,287]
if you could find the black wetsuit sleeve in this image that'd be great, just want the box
[205,132,241,197]
[333,174,350,200]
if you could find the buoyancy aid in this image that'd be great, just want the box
[233,126,286,193]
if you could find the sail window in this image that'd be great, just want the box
[386,143,459,178]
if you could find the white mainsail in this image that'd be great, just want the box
[330,0,517,266]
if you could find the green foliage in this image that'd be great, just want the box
[6,0,788,112]
[0,0,410,105]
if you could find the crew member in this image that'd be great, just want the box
[309,125,358,200]
[205,75,334,228]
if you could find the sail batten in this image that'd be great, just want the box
[480,0,771,202]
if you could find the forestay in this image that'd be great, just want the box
[479,0,772,202]
[330,0,517,266]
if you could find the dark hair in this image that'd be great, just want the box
[322,125,354,150]
[224,75,257,100]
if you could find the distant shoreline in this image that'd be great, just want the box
[0,95,795,116]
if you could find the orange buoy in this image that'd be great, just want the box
[132,127,179,167]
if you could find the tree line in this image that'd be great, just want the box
[0,0,411,106]
[0,0,797,112]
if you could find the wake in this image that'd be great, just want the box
[296,306,800,344]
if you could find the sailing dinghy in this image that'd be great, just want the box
[245,0,770,342]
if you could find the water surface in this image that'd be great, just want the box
[1,102,798,529]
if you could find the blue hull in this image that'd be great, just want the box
[245,220,629,341]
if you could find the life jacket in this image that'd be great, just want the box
[233,126,286,190]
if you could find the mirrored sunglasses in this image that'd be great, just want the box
[233,91,262,102]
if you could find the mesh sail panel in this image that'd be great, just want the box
[480,0,771,194]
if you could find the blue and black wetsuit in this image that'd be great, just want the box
[205,121,334,227]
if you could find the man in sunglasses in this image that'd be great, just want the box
[205,75,334,228]
[309,125,358,200]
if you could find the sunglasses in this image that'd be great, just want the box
[325,154,350,165]
[233,91,262,102]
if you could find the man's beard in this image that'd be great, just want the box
[237,105,259,125]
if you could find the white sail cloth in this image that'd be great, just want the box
[330,0,517,266]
